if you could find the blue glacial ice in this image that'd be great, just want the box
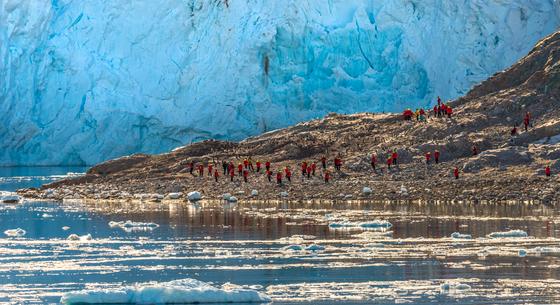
[1,0,559,165]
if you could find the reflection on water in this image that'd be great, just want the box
[1,199,560,304]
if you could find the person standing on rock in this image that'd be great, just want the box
[243,170,249,183]
[434,150,440,164]
[371,154,377,171]
[214,169,220,182]
[248,158,254,172]
[425,152,432,165]
[256,161,261,173]
[523,112,531,131]
[546,165,551,177]
[446,106,453,118]
[306,166,312,179]
[311,162,317,176]
[286,168,292,182]
[276,172,283,185]
[228,162,234,175]
[301,161,308,177]
[387,156,392,170]
[238,164,243,175]
[230,168,235,182]
[472,145,479,156]
[243,159,249,170]
[321,156,327,170]
[437,96,441,106]
[454,167,460,179]
[324,171,330,183]
[392,151,398,166]
[189,161,195,175]
[208,163,213,176]
[433,105,438,117]
[265,161,271,172]
[222,161,228,175]
[266,170,272,182]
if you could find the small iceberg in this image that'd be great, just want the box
[109,221,159,232]
[4,228,26,237]
[60,278,270,305]
[451,232,472,239]
[282,245,304,251]
[329,220,392,230]
[487,229,528,238]
[67,234,92,241]
[440,282,471,293]
[187,191,202,201]
[305,244,325,251]
[0,191,21,203]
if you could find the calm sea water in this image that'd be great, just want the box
[1,168,560,304]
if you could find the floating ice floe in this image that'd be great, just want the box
[451,232,472,239]
[109,221,159,232]
[487,230,528,238]
[0,191,21,203]
[305,244,325,251]
[42,213,53,218]
[329,220,392,230]
[60,278,270,305]
[187,191,202,201]
[62,226,71,231]
[281,244,325,252]
[166,192,182,199]
[282,245,304,251]
[4,228,26,237]
[440,282,471,293]
[67,234,92,241]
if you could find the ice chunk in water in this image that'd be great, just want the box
[487,230,528,238]
[440,282,471,292]
[451,232,472,239]
[109,221,159,232]
[67,234,92,241]
[329,220,392,230]
[305,244,325,251]
[4,228,26,237]
[60,278,270,304]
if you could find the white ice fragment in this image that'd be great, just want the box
[62,226,71,231]
[0,191,21,203]
[518,249,527,257]
[222,193,232,200]
[362,187,372,195]
[305,244,325,251]
[451,232,472,239]
[440,283,471,293]
[67,234,92,241]
[250,190,258,197]
[60,278,270,304]
[329,220,392,230]
[109,221,159,232]
[42,213,53,218]
[282,245,303,251]
[399,185,408,196]
[4,228,26,237]
[228,196,238,203]
[280,191,289,198]
[166,192,182,199]
[487,229,528,238]
[187,191,202,201]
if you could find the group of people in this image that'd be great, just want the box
[403,97,453,121]
[185,156,344,185]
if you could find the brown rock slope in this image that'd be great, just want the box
[20,31,560,202]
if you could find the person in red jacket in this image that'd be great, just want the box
[446,106,453,118]
[321,156,327,169]
[208,163,213,176]
[228,162,234,175]
[243,159,249,169]
[238,164,243,175]
[286,168,292,182]
[545,165,551,177]
[472,145,478,156]
[386,157,392,170]
[392,150,398,166]
[198,164,204,177]
[425,152,431,165]
[523,112,531,131]
[243,170,249,183]
[371,154,377,170]
[276,172,282,185]
[306,166,312,178]
[324,171,330,183]
[266,170,272,182]
[301,161,307,176]
[434,150,440,164]
[433,105,438,117]
[454,167,459,179]
[437,96,441,106]
[214,169,219,182]
[265,161,271,171]
[230,169,235,182]
[311,162,317,176]
[189,161,195,175]
[256,161,261,173]
[511,126,518,136]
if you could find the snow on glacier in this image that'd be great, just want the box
[1,0,559,165]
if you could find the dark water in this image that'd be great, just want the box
[0,169,560,304]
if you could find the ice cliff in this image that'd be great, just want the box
[1,0,559,165]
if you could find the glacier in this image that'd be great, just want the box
[1,0,559,165]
